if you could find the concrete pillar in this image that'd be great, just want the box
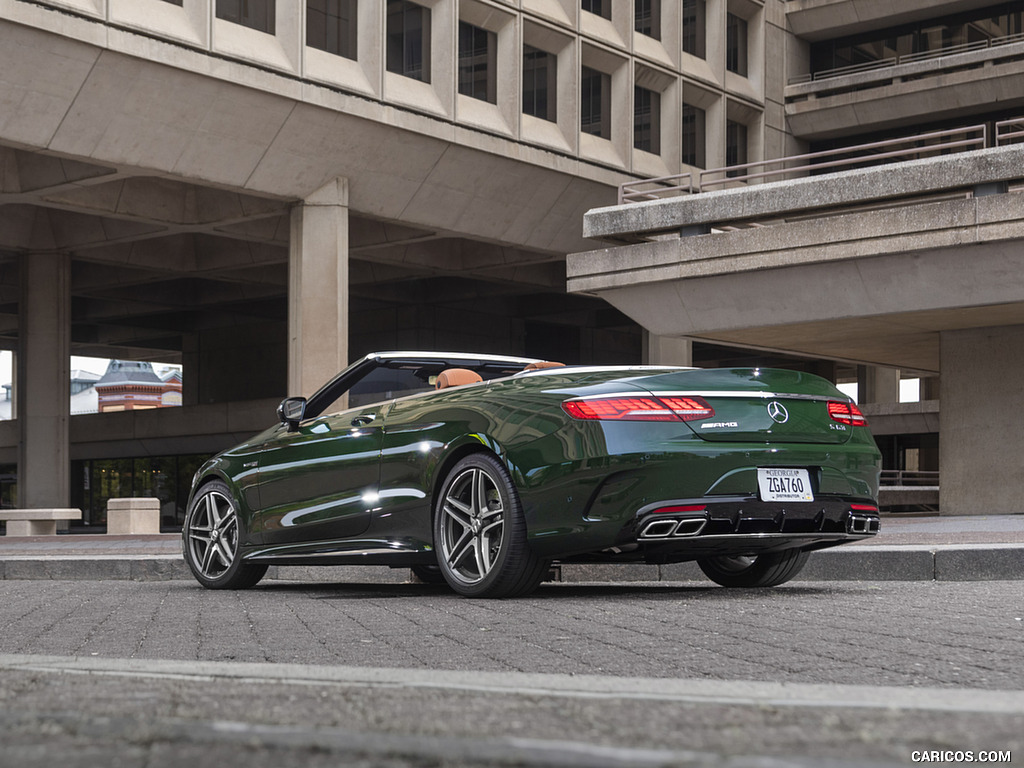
[288,178,349,397]
[17,252,71,508]
[939,326,1024,515]
[642,332,693,366]
[857,365,900,404]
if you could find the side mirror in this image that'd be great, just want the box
[277,397,307,431]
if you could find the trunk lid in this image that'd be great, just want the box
[632,368,857,445]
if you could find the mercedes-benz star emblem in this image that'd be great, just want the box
[766,401,789,424]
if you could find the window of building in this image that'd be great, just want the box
[726,120,748,177]
[581,66,611,139]
[216,0,275,34]
[581,0,610,20]
[726,13,748,75]
[523,46,557,122]
[386,0,431,82]
[458,21,496,103]
[682,0,705,58]
[635,0,660,40]
[682,103,706,168]
[307,0,357,59]
[634,86,660,153]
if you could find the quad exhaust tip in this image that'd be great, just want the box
[638,517,708,539]
[847,513,880,535]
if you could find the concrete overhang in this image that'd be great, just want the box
[568,147,1024,373]
[785,49,1024,141]
[786,0,984,41]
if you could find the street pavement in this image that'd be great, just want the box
[1,578,1023,767]
[1,515,1022,767]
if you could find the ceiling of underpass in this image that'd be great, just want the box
[0,145,638,364]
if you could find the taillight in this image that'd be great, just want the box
[658,396,715,421]
[562,396,714,422]
[650,504,707,515]
[828,400,868,427]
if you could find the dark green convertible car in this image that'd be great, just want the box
[183,351,881,597]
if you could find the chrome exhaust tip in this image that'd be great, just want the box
[847,513,880,535]
[638,516,708,540]
[639,519,677,538]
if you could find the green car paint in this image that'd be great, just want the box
[187,359,880,572]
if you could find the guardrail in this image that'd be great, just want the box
[996,117,1024,145]
[879,470,940,487]
[618,125,989,204]
[789,32,1024,85]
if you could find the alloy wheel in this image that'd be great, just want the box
[439,466,506,586]
[186,489,239,580]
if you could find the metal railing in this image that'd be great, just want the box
[996,117,1024,145]
[789,32,1024,85]
[879,470,940,487]
[618,125,989,204]
[619,173,695,203]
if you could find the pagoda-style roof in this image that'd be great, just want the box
[95,360,163,389]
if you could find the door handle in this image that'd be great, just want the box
[351,413,376,427]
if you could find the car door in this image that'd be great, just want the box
[252,403,388,545]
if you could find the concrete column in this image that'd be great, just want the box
[17,252,71,508]
[939,325,1024,515]
[857,365,900,404]
[288,178,349,397]
[642,332,693,366]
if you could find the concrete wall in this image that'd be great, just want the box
[940,325,1024,515]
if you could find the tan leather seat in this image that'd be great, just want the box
[435,368,483,389]
[522,361,565,371]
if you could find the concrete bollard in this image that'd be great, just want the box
[106,497,161,535]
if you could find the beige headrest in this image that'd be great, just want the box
[435,368,483,389]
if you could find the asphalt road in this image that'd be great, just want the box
[1,578,1022,767]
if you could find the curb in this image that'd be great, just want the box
[0,545,1021,583]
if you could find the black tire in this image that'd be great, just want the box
[410,564,447,584]
[182,479,268,590]
[697,550,809,588]
[434,453,549,598]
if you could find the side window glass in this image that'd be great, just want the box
[341,367,434,411]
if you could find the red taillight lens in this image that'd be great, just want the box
[562,397,676,421]
[658,396,715,422]
[562,396,714,422]
[850,503,878,512]
[650,504,707,515]
[828,400,868,427]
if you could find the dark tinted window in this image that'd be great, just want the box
[307,0,357,59]
[216,0,275,34]
[523,46,556,121]
[387,0,431,81]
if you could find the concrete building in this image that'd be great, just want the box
[0,0,1020,523]
[568,0,1024,516]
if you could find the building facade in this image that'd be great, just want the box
[1,0,1020,522]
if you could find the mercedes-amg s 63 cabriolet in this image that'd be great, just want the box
[183,352,881,597]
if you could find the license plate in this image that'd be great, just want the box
[757,468,814,502]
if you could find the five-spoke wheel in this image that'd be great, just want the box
[434,453,548,598]
[183,480,267,589]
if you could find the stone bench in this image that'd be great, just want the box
[106,497,161,535]
[0,508,83,536]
